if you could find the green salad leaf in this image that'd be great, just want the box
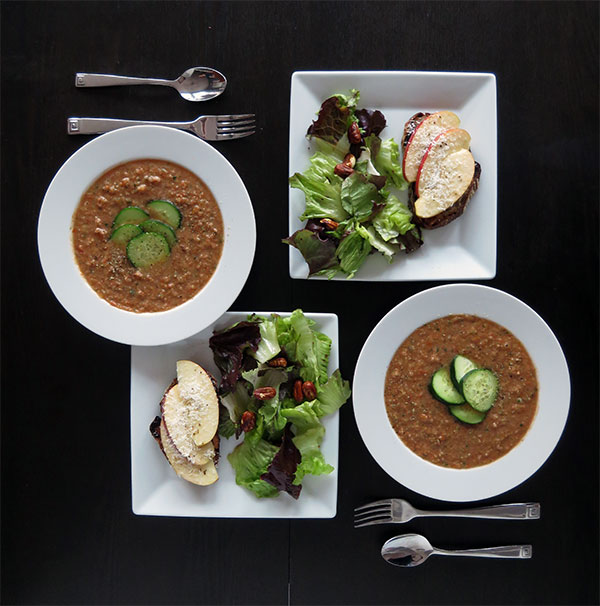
[210,310,351,500]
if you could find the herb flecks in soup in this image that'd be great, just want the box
[72,159,224,313]
[384,314,538,469]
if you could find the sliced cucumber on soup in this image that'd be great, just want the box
[147,199,182,229]
[140,219,177,249]
[451,355,478,390]
[449,403,486,425]
[429,366,465,405]
[110,223,143,246]
[126,232,170,268]
[461,369,498,412]
[113,206,149,228]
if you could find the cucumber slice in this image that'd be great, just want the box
[429,367,465,405]
[126,232,170,268]
[140,219,177,249]
[147,200,182,229]
[110,224,143,246]
[461,369,498,412]
[449,403,486,425]
[113,206,149,228]
[451,355,478,390]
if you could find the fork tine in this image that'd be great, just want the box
[354,499,392,512]
[354,505,391,518]
[217,124,256,134]
[354,516,392,528]
[218,119,256,128]
[216,113,255,122]
[216,129,255,141]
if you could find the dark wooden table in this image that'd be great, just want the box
[2,2,598,604]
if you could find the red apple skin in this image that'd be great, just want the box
[402,111,460,182]
[415,128,471,196]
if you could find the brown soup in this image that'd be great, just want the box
[384,314,538,468]
[72,159,224,313]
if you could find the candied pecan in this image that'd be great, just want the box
[253,386,277,401]
[320,218,339,230]
[302,381,317,400]
[267,356,288,368]
[343,153,356,168]
[348,122,362,144]
[334,162,354,178]
[240,410,256,432]
[293,379,304,403]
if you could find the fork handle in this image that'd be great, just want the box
[418,502,540,520]
[75,73,172,88]
[67,117,193,135]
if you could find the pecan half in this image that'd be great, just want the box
[348,122,362,144]
[293,379,304,403]
[320,218,339,230]
[253,386,277,401]
[267,356,288,368]
[302,380,317,400]
[343,153,356,168]
[240,410,256,433]
[334,162,354,178]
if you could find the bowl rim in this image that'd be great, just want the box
[37,125,256,346]
[352,283,570,502]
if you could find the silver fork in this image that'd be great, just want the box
[354,498,540,527]
[66,114,255,141]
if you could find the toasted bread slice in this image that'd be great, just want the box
[159,420,218,486]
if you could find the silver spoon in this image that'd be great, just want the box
[75,67,227,102]
[381,534,532,567]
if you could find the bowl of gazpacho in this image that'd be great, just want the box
[353,284,570,502]
[38,126,256,345]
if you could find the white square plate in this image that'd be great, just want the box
[131,311,340,517]
[288,71,497,281]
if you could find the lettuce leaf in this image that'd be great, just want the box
[260,424,302,499]
[316,369,352,416]
[306,92,358,144]
[365,135,408,190]
[283,225,339,277]
[340,172,381,221]
[249,317,280,363]
[372,193,415,242]
[208,321,261,394]
[290,171,348,222]
[336,229,372,278]
[227,435,280,498]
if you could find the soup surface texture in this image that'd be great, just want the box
[384,314,538,468]
[72,159,224,313]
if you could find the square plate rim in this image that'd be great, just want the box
[287,69,497,281]
[130,310,340,518]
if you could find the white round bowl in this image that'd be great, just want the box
[38,126,256,346]
[353,284,570,502]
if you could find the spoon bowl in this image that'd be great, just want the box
[75,67,227,102]
[173,67,227,101]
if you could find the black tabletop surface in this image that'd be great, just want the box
[2,2,598,605]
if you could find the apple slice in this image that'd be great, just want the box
[402,111,460,183]
[414,147,475,219]
[176,360,219,447]
[159,420,218,486]
[415,128,471,196]
[160,361,219,466]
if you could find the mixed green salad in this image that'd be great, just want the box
[285,90,423,279]
[208,310,351,499]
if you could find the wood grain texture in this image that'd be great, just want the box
[1,1,598,605]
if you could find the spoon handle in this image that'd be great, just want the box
[75,73,172,88]
[436,545,533,559]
